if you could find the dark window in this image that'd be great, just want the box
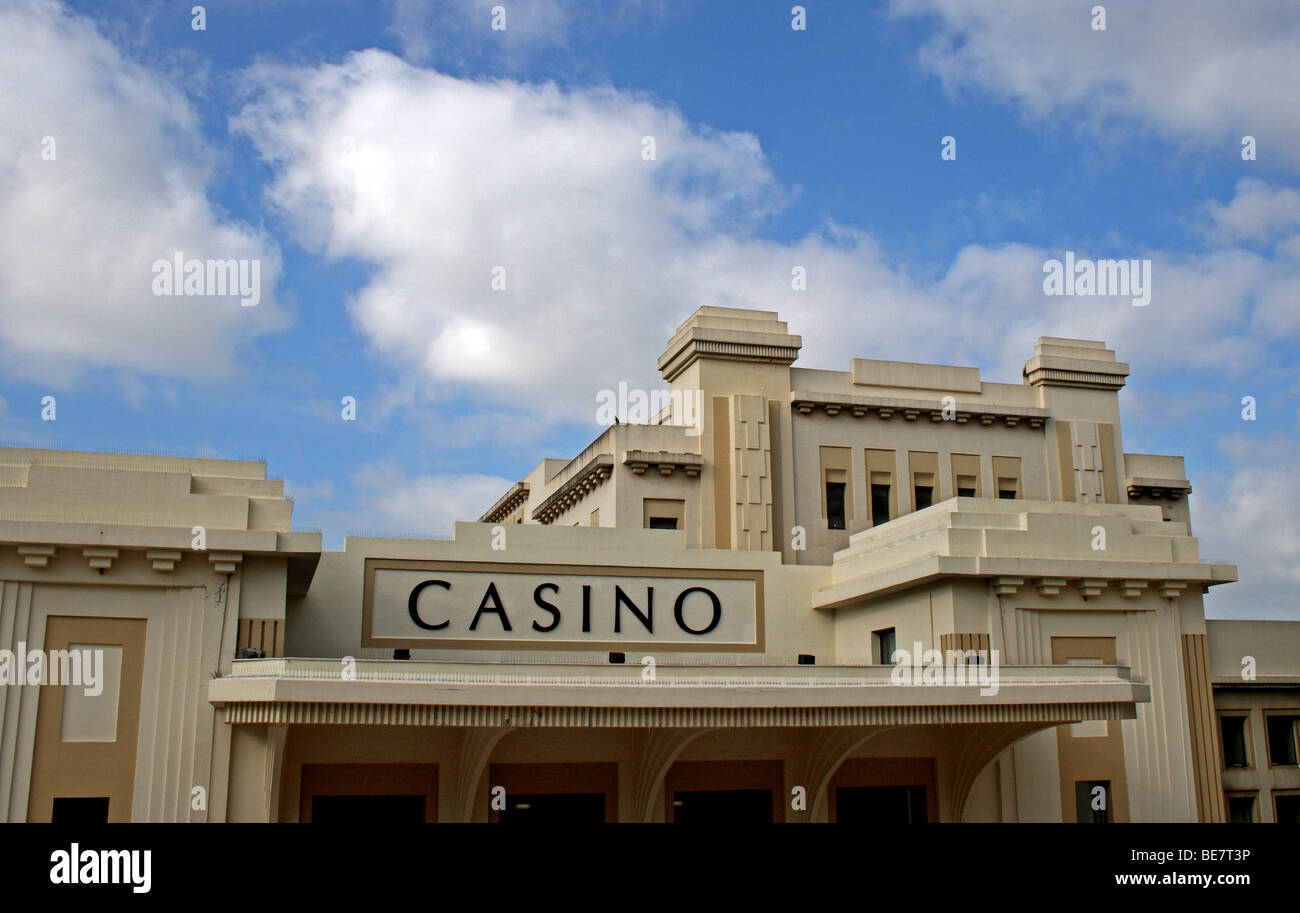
[1227,795,1256,823]
[998,489,1017,500]
[1267,716,1299,766]
[51,797,109,824]
[648,516,678,530]
[672,789,772,823]
[311,795,425,823]
[957,487,976,498]
[870,484,891,526]
[1276,794,1300,824]
[835,786,927,823]
[498,792,606,824]
[914,486,933,510]
[1075,781,1111,823]
[875,627,897,666]
[1221,716,1249,768]
[826,481,846,530]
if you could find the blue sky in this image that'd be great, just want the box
[1,0,1297,618]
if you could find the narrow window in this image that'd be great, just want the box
[826,481,846,530]
[1267,715,1299,766]
[1221,716,1249,768]
[874,628,897,666]
[913,486,933,511]
[870,484,891,527]
[1276,794,1300,824]
[1227,794,1256,823]
[1074,781,1110,823]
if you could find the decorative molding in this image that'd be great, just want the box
[209,551,243,574]
[146,549,182,572]
[1035,577,1067,597]
[992,576,1024,596]
[1119,579,1147,599]
[82,547,118,571]
[222,700,1136,729]
[1076,578,1108,598]
[624,451,703,478]
[531,454,614,524]
[16,545,55,568]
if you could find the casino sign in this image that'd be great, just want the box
[362,559,764,651]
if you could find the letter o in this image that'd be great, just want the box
[673,587,721,635]
[408,579,451,630]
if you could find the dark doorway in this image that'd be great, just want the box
[497,792,606,823]
[835,785,927,823]
[51,796,110,824]
[671,789,773,823]
[311,794,426,823]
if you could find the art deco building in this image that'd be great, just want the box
[1,306,1295,822]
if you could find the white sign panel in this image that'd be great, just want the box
[363,560,763,651]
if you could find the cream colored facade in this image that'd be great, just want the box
[0,306,1294,823]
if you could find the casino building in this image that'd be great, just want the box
[1,306,1297,823]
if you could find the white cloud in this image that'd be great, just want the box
[1198,433,1300,620]
[353,463,511,537]
[233,51,1300,424]
[1204,178,1300,242]
[0,0,286,385]
[889,0,1300,165]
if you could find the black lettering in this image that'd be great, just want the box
[582,584,592,633]
[469,581,513,632]
[674,586,721,635]
[408,579,451,630]
[532,583,561,633]
[614,585,653,634]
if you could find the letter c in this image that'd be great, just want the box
[408,579,451,630]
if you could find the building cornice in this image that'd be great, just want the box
[789,390,1050,428]
[531,454,614,524]
[479,482,530,524]
[624,450,703,477]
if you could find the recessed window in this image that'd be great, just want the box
[648,516,678,530]
[1227,794,1256,823]
[913,486,933,511]
[957,487,976,498]
[873,627,897,666]
[998,486,1017,500]
[1221,716,1249,768]
[1267,715,1299,766]
[870,484,891,527]
[826,481,846,530]
[1275,793,1300,824]
[1075,780,1111,823]
[51,797,110,824]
